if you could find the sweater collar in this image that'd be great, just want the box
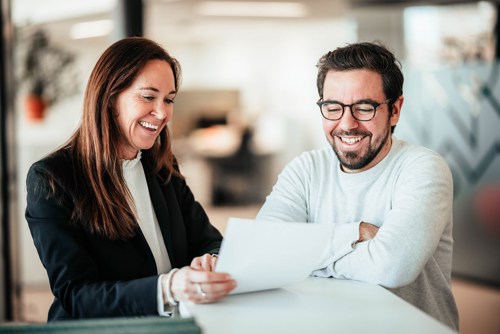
[122,150,142,170]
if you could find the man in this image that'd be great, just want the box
[256,42,459,330]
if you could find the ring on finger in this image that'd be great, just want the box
[196,283,207,298]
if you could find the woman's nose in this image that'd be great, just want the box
[151,103,170,120]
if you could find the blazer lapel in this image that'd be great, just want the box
[142,163,175,264]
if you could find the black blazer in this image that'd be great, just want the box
[25,149,222,321]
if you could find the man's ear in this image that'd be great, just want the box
[389,96,404,127]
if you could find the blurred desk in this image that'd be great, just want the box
[183,277,456,334]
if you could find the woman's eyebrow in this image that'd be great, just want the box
[139,86,159,92]
[139,87,176,95]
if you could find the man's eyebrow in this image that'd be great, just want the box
[353,98,377,104]
[322,98,376,104]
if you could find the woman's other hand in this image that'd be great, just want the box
[190,253,218,271]
[166,266,236,304]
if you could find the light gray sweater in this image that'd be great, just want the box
[257,137,459,330]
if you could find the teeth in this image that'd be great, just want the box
[139,121,158,130]
[341,137,361,144]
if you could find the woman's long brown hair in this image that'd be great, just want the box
[59,37,182,240]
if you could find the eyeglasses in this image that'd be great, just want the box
[316,98,391,121]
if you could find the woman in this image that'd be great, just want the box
[25,37,236,321]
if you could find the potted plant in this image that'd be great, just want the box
[17,28,79,121]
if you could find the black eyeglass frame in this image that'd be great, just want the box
[316,98,392,121]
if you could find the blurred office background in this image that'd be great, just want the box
[1,0,499,332]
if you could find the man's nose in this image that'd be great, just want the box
[337,107,359,130]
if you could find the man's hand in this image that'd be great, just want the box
[358,222,379,242]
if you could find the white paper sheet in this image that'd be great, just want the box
[215,217,334,294]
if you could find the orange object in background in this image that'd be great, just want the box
[24,94,46,122]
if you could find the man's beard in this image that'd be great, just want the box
[329,128,391,171]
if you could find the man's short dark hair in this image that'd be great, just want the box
[316,42,404,101]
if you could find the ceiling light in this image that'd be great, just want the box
[196,1,309,18]
[70,20,113,40]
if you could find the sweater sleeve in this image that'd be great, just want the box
[314,153,454,288]
[257,153,360,263]
[256,156,309,223]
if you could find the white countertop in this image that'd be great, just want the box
[182,277,456,334]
